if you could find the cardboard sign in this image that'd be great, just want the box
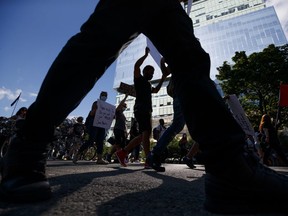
[226,94,254,136]
[93,100,116,129]
[118,82,136,97]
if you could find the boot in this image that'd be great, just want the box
[204,149,288,214]
[0,136,51,202]
[146,152,165,172]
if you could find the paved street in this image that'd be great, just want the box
[0,160,288,216]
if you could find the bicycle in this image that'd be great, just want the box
[81,143,97,161]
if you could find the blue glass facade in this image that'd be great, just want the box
[194,6,287,79]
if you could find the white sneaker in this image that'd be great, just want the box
[96,159,109,165]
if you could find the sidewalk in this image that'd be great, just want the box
[0,161,287,216]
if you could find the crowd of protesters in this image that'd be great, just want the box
[1,105,287,169]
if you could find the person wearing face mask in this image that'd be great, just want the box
[73,91,109,164]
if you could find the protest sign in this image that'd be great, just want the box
[118,82,136,97]
[226,94,254,136]
[93,100,116,129]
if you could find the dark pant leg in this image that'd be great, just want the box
[78,126,97,153]
[142,0,246,165]
[153,97,185,155]
[114,129,126,149]
[95,127,106,155]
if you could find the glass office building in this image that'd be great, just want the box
[112,1,287,130]
[190,0,266,28]
[194,6,287,79]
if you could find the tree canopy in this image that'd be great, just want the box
[216,44,288,128]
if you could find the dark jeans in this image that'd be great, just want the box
[24,0,245,169]
[113,128,126,149]
[153,97,185,155]
[78,126,105,155]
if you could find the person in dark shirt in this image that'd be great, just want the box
[178,133,188,162]
[259,114,288,166]
[153,118,167,141]
[116,47,169,168]
[66,116,85,160]
[73,116,85,137]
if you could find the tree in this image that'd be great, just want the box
[216,44,288,128]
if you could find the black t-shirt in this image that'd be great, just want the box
[134,75,152,113]
[85,113,95,128]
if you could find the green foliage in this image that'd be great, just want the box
[216,44,288,128]
[166,135,195,158]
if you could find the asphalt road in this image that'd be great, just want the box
[0,160,288,216]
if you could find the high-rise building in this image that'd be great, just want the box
[112,0,287,131]
[191,0,266,28]
[191,1,287,78]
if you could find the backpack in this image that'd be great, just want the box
[153,127,160,140]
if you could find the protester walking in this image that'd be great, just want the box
[259,114,288,166]
[147,60,188,171]
[73,91,109,165]
[116,47,169,168]
[106,94,128,162]
[153,119,166,141]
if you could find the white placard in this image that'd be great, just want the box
[226,94,254,136]
[93,100,116,129]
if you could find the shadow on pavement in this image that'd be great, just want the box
[96,170,206,216]
[0,166,140,216]
[1,163,287,216]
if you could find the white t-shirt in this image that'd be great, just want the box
[156,125,166,139]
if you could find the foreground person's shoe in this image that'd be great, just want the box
[0,136,52,202]
[204,151,288,214]
[146,153,165,172]
[0,170,51,202]
[183,156,196,169]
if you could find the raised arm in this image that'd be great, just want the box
[116,94,128,111]
[134,47,150,78]
[152,57,170,93]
